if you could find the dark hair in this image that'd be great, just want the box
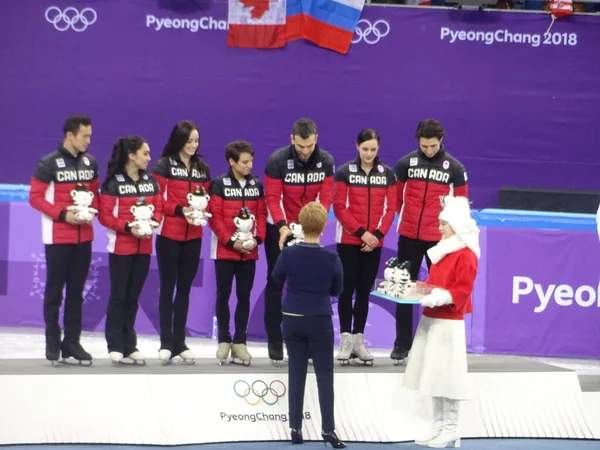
[226,140,255,163]
[161,120,209,173]
[102,136,146,190]
[292,118,317,140]
[415,119,445,140]
[356,128,380,146]
[63,115,91,136]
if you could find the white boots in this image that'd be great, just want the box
[416,397,461,448]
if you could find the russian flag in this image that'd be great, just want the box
[286,0,366,54]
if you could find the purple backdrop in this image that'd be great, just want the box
[1,1,600,207]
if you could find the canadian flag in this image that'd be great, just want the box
[228,0,288,49]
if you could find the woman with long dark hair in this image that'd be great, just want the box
[99,136,162,365]
[152,121,211,364]
[332,129,396,365]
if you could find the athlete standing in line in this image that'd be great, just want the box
[391,119,468,364]
[152,121,211,365]
[29,114,98,366]
[263,118,335,365]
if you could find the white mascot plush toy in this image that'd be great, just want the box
[185,186,212,226]
[231,207,256,250]
[377,257,399,295]
[68,183,98,222]
[130,198,159,237]
[287,222,305,246]
[389,260,413,298]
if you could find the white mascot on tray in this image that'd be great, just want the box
[130,198,159,237]
[231,207,256,250]
[68,183,98,222]
[185,185,212,226]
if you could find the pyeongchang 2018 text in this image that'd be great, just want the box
[440,27,578,47]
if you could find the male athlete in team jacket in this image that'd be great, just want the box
[29,115,98,365]
[392,119,468,364]
[208,141,267,366]
[263,118,335,363]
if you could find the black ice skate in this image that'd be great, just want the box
[268,341,284,367]
[61,341,93,366]
[45,339,62,367]
[390,340,409,366]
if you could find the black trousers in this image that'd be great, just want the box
[283,314,335,432]
[43,242,92,345]
[394,235,437,351]
[215,259,256,344]
[264,223,285,344]
[105,253,150,355]
[337,244,383,334]
[155,235,202,354]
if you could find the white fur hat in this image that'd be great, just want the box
[438,196,481,258]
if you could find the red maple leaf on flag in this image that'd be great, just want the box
[239,0,271,19]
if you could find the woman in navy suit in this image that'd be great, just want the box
[272,202,345,448]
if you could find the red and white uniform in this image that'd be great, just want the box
[152,156,211,241]
[29,146,99,244]
[208,171,267,261]
[264,145,334,229]
[395,148,468,241]
[333,157,396,246]
[99,171,163,255]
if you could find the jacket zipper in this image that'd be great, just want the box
[184,175,191,241]
[240,178,246,261]
[415,161,431,240]
[134,179,141,255]
[366,171,372,231]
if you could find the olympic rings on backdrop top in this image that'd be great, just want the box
[234,380,287,406]
[352,19,391,45]
[45,7,98,32]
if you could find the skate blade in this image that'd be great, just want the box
[217,359,229,366]
[118,359,146,366]
[160,359,173,366]
[179,359,196,365]
[230,357,251,367]
[271,359,284,368]
[353,359,374,366]
[61,357,92,366]
[392,358,406,366]
[337,359,350,366]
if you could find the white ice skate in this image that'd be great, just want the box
[158,349,172,366]
[109,351,124,366]
[216,342,231,365]
[175,349,195,365]
[352,333,374,366]
[231,343,252,366]
[121,350,146,366]
[336,333,353,366]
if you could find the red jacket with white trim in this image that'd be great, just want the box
[264,145,334,230]
[99,171,163,255]
[395,148,468,242]
[152,155,211,242]
[333,157,397,247]
[423,247,478,320]
[29,146,99,245]
[208,170,267,261]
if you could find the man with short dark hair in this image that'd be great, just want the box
[391,119,468,364]
[29,114,99,365]
[263,118,335,364]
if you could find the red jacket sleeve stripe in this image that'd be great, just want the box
[333,179,363,235]
[264,174,286,225]
[29,178,63,220]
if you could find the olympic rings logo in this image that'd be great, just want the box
[45,7,98,32]
[352,19,390,45]
[234,380,287,406]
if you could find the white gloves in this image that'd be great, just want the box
[420,288,453,308]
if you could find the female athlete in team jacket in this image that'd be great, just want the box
[403,195,480,448]
[332,129,396,365]
[99,136,163,365]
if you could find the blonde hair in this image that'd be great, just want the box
[298,202,327,237]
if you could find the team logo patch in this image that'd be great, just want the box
[377,165,384,173]
[464,171,468,181]
[223,177,231,186]
[349,164,357,173]
[316,162,322,168]
[249,179,255,185]
[83,156,90,166]
[443,160,449,170]
[287,159,294,170]
[143,174,148,180]
[115,174,125,182]
[409,157,418,167]
[56,158,65,168]
[169,158,177,166]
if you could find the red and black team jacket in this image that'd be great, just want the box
[29,145,99,245]
[264,145,334,229]
[333,157,397,247]
[395,147,468,242]
[208,170,267,261]
[99,171,163,255]
[152,156,211,242]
